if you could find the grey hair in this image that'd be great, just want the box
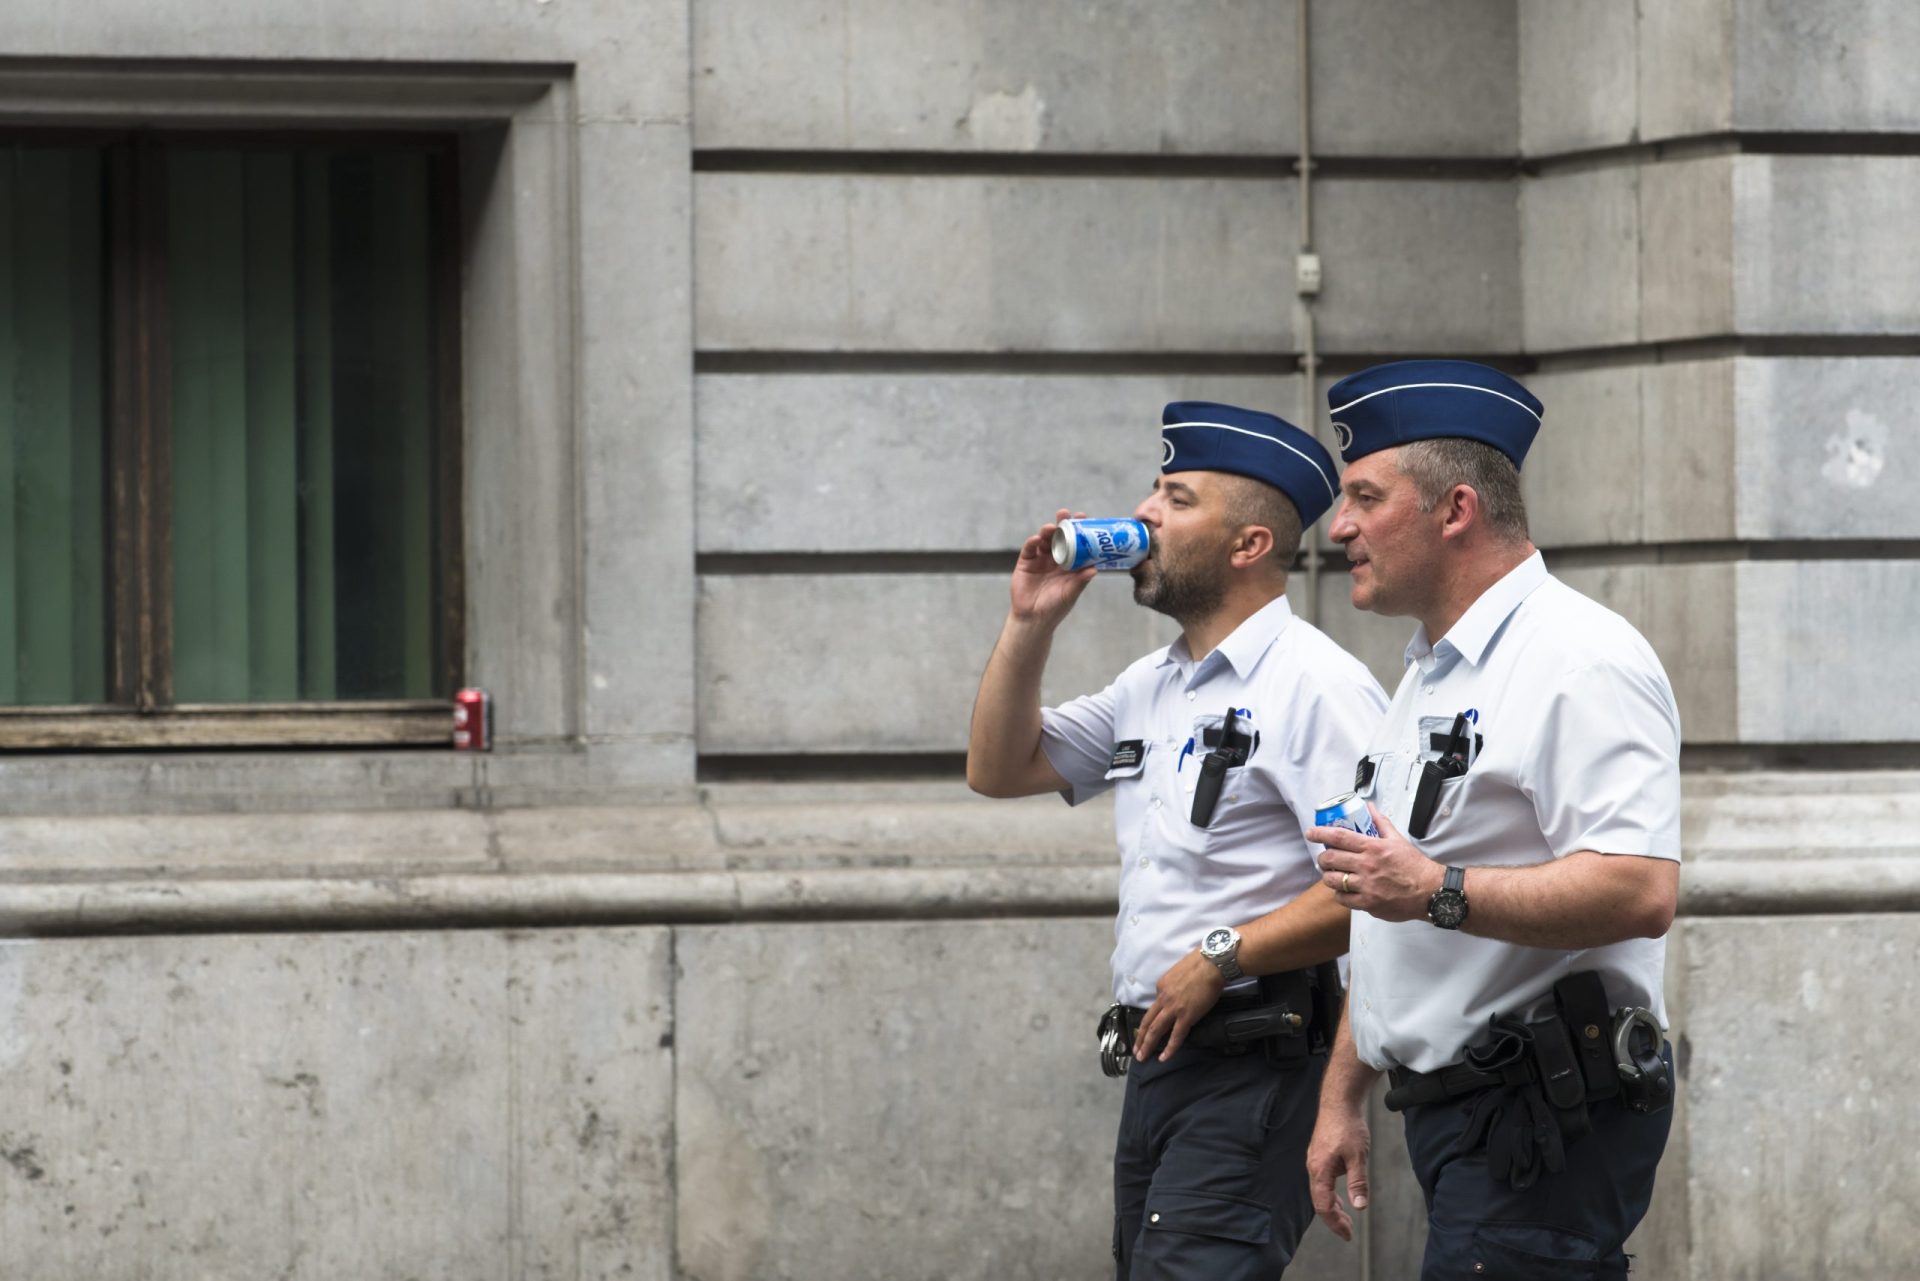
[1394,438,1530,542]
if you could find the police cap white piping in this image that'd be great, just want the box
[1326,381,1542,422]
[1161,421,1336,501]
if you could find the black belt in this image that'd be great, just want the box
[1386,1061,1519,1110]
[1383,972,1653,1115]
[1124,1000,1305,1053]
[1118,963,1339,1057]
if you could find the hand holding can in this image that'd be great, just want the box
[1009,508,1101,626]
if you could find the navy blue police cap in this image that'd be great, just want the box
[1325,360,1543,468]
[1160,401,1341,527]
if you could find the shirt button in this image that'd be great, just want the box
[1424,685,1435,696]
[1441,806,1452,817]
[1226,795,1237,803]
[1150,1214,1161,1224]
[1129,915,1140,925]
[1185,690,1196,701]
[1139,856,1150,867]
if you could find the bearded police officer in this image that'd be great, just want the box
[1303,361,1681,1280]
[968,402,1387,1280]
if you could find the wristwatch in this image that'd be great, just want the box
[1199,926,1243,981]
[1426,866,1469,930]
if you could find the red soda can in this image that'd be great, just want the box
[453,687,492,751]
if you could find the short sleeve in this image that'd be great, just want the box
[1521,654,1682,862]
[1039,680,1123,807]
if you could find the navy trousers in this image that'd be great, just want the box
[1112,1044,1325,1281]
[1400,1045,1675,1279]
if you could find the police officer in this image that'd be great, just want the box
[1302,361,1681,1280]
[968,402,1388,1279]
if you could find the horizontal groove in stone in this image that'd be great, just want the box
[694,351,1532,377]
[697,553,1015,576]
[1681,744,1920,772]
[1525,131,1920,176]
[699,133,1920,184]
[695,549,1336,577]
[1543,540,1920,568]
[694,149,1518,180]
[1531,336,1920,373]
[3,858,1914,939]
[696,752,969,782]
[698,337,1920,380]
[695,543,1920,580]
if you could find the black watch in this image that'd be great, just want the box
[1426,865,1469,930]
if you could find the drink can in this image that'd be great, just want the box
[453,687,492,752]
[1314,791,1378,837]
[1052,518,1150,572]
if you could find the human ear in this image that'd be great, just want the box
[1232,524,1276,568]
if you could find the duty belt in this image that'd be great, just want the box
[1383,972,1671,1116]
[1096,963,1340,1078]
[1123,1001,1304,1052]
[1379,971,1674,1192]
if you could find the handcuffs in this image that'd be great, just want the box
[1611,1005,1672,1113]
[1097,1003,1132,1078]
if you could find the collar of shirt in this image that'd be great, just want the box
[1403,550,1550,674]
[1157,593,1296,690]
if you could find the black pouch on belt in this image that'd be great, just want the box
[1554,970,1623,1103]
[1528,1013,1593,1146]
[1250,969,1314,1066]
[1451,1017,1567,1191]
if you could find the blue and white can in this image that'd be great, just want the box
[1052,518,1150,572]
[1314,791,1379,838]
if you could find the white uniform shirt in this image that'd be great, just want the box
[1347,552,1682,1074]
[1040,595,1389,1007]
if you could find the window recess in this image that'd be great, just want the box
[0,131,463,750]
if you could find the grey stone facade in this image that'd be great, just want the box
[0,1,1916,1277]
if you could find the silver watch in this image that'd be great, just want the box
[1199,926,1243,981]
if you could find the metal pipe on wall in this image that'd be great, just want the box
[1296,0,1324,627]
[1293,16,1377,1274]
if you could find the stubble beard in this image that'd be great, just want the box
[1132,542,1229,626]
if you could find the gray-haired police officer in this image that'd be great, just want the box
[1304,361,1681,1280]
[969,401,1388,1280]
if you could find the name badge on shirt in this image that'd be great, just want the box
[1105,739,1147,779]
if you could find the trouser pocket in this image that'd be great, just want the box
[1131,1188,1275,1281]
[1452,1222,1616,1280]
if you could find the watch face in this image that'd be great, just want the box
[1428,890,1469,930]
[1203,928,1233,955]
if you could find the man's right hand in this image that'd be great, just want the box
[1307,1101,1372,1242]
[1009,509,1099,627]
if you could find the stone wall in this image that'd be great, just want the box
[0,1,1915,1278]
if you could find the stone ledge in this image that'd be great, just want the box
[3,774,1913,935]
[4,853,1918,939]
[0,864,1119,937]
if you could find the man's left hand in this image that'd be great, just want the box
[1311,804,1445,923]
[1132,950,1227,1062]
